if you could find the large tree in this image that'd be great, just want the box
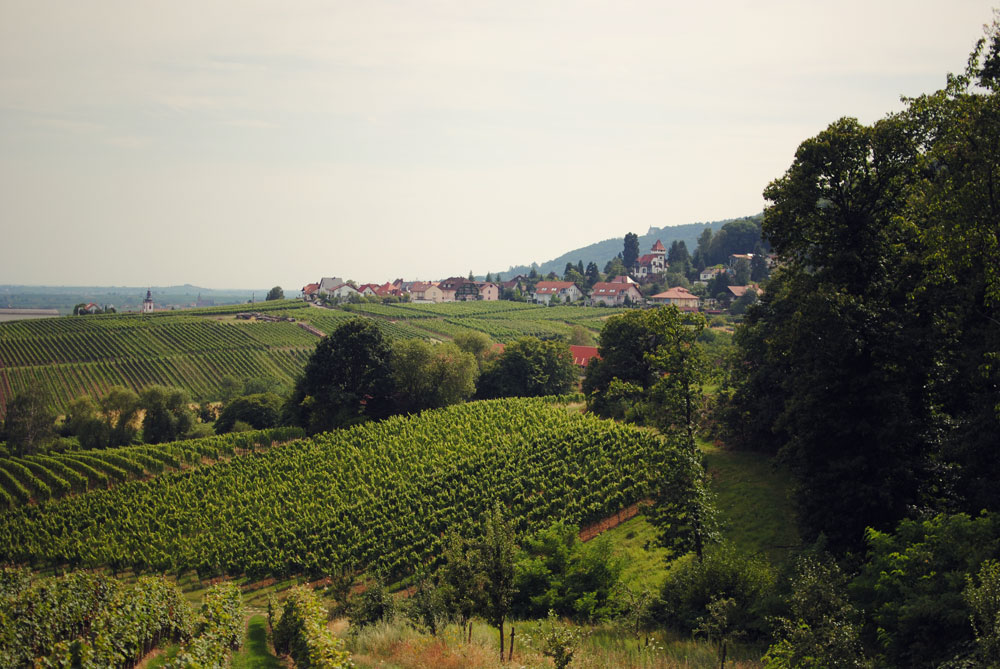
[286,318,395,433]
[583,306,707,440]
[140,385,194,444]
[265,286,284,301]
[718,24,1000,552]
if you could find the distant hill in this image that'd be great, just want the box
[499,215,760,278]
[0,284,267,314]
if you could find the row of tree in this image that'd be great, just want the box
[282,320,577,434]
[0,384,208,455]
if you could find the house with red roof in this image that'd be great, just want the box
[633,239,667,277]
[569,345,600,368]
[650,286,700,310]
[589,281,643,306]
[301,283,320,300]
[533,281,583,305]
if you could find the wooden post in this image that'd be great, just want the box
[499,623,505,662]
[508,626,515,662]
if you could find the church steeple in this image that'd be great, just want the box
[142,289,154,314]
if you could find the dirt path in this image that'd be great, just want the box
[578,501,646,542]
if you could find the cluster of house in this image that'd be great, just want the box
[301,241,765,311]
[301,276,504,303]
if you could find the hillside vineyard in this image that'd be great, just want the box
[0,399,681,581]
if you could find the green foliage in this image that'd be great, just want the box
[215,392,283,434]
[168,581,243,668]
[289,318,395,433]
[530,611,589,669]
[140,385,194,444]
[0,571,192,669]
[645,447,718,561]
[2,386,56,455]
[964,559,1000,667]
[0,400,668,582]
[390,339,477,413]
[623,233,640,270]
[655,544,776,640]
[272,586,351,667]
[512,521,623,622]
[764,554,867,669]
[851,512,1000,668]
[265,286,284,301]
[348,577,396,630]
[477,337,575,399]
[584,307,707,446]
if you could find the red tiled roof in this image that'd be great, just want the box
[636,254,658,266]
[569,345,600,367]
[608,275,636,284]
[727,285,760,298]
[652,287,697,299]
[534,281,576,294]
[302,283,320,293]
[652,239,665,252]
[591,282,639,296]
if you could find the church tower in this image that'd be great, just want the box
[142,289,154,314]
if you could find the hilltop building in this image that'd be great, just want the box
[633,240,667,277]
[142,290,154,314]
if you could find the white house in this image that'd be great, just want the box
[533,281,583,305]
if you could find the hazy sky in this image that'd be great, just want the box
[1,1,994,289]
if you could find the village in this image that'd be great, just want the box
[301,239,769,314]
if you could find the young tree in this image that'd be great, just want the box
[438,530,485,642]
[100,386,141,447]
[478,504,516,662]
[764,554,867,669]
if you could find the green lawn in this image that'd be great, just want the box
[231,614,284,669]
[701,440,800,566]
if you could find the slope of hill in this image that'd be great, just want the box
[0,300,624,417]
[500,215,759,278]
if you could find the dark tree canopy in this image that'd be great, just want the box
[719,25,1000,555]
[265,286,284,301]
[2,387,55,455]
[287,318,395,433]
[477,337,575,399]
[623,232,640,270]
[139,385,194,444]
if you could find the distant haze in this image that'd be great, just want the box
[1,1,993,289]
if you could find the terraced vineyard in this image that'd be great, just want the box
[0,399,690,582]
[0,298,628,416]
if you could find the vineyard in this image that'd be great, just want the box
[0,298,627,417]
[0,399,683,583]
[0,426,304,510]
[0,568,244,668]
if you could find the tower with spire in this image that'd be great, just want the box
[142,289,154,314]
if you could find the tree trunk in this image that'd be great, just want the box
[720,640,727,669]
[508,626,515,662]
[499,622,505,662]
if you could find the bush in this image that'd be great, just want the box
[654,544,776,640]
[214,393,283,434]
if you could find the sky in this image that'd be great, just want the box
[0,1,995,290]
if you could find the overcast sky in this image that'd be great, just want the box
[0,1,994,289]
